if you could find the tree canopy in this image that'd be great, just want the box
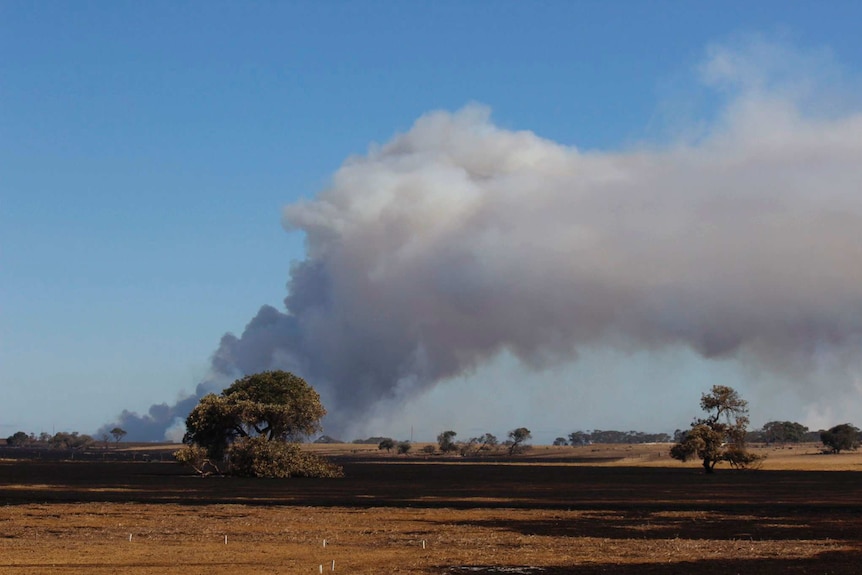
[437,430,458,453]
[507,427,532,455]
[110,427,127,446]
[466,433,499,456]
[568,429,671,445]
[6,431,30,447]
[4,430,96,451]
[820,423,860,454]
[178,371,341,478]
[53,432,94,451]
[183,371,326,460]
[670,385,760,473]
[761,421,809,445]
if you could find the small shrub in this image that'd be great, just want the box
[174,445,223,476]
[227,437,344,478]
[724,445,765,469]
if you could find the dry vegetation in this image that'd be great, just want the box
[1,443,861,574]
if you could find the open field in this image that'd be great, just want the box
[307,441,862,471]
[1,445,862,574]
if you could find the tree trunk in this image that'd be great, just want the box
[703,458,714,473]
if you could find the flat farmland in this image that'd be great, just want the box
[1,446,861,574]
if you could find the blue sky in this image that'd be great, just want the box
[3,2,862,442]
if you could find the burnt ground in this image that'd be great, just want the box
[1,456,861,574]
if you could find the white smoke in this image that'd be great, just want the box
[107,37,862,440]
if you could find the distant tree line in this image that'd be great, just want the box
[325,418,861,457]
[3,429,130,451]
[348,428,534,458]
[745,421,859,452]
[426,428,533,456]
[744,421,819,444]
[374,438,412,454]
[561,430,672,446]
[548,420,859,455]
[313,435,343,444]
[352,436,394,445]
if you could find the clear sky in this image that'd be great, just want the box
[3,2,862,443]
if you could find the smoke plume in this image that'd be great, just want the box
[106,39,862,440]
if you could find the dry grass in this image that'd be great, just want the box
[1,444,862,574]
[1,503,854,575]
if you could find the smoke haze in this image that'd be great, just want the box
[107,39,862,441]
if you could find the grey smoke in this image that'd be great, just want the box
[105,40,862,441]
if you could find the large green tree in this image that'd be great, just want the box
[177,371,341,478]
[670,385,759,473]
